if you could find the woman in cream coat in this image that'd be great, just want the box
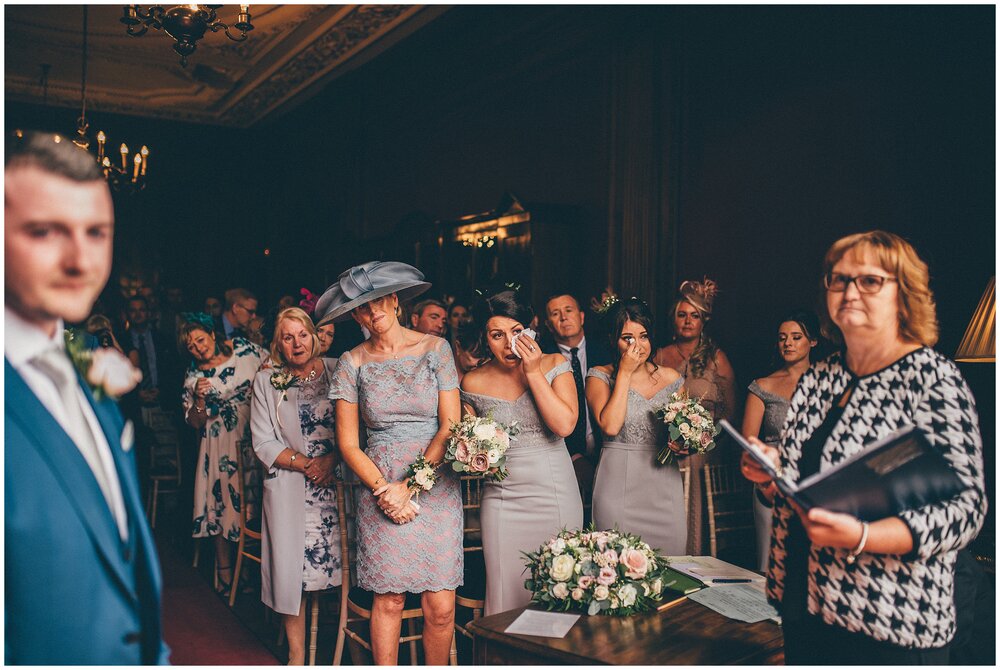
[250,308,340,665]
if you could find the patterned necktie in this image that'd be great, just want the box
[30,348,126,538]
[566,346,587,456]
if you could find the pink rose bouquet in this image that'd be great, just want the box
[653,389,720,464]
[444,413,518,482]
[523,526,672,616]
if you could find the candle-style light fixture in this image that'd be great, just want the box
[955,276,996,363]
[121,4,254,67]
[71,7,149,193]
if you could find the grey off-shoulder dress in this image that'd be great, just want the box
[460,361,584,616]
[588,368,686,555]
[747,379,790,571]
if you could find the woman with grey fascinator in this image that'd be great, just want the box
[321,261,462,665]
[653,277,737,555]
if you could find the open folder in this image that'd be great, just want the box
[719,419,965,521]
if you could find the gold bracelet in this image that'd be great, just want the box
[371,476,387,493]
[290,453,299,470]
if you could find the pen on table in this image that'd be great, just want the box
[709,578,752,584]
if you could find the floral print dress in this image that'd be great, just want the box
[298,369,340,590]
[184,337,264,540]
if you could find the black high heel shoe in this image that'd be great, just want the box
[216,566,233,598]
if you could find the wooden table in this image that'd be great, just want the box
[467,600,784,665]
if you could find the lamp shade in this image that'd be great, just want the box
[954,276,995,363]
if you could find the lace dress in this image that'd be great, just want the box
[747,380,790,571]
[588,368,686,554]
[460,361,584,616]
[328,334,463,593]
[183,338,264,540]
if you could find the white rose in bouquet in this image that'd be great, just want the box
[618,584,638,608]
[571,588,584,601]
[473,422,497,441]
[486,448,501,464]
[550,554,576,582]
[593,584,610,601]
[552,582,569,599]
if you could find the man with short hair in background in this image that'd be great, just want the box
[4,130,168,664]
[409,298,448,337]
[221,287,258,340]
[541,292,613,503]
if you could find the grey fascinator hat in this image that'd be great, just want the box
[315,261,431,326]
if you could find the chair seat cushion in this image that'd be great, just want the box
[349,586,424,611]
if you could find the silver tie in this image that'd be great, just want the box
[30,348,118,523]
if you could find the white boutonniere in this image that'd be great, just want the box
[65,330,143,401]
[270,370,300,428]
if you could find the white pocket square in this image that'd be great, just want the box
[121,420,135,452]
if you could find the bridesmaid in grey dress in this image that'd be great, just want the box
[460,288,583,616]
[741,309,819,570]
[586,299,687,554]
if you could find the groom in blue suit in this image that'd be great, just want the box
[5,130,169,664]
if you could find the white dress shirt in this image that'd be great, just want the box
[556,335,596,451]
[5,307,129,539]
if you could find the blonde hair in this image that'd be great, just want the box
[820,230,939,347]
[270,307,320,366]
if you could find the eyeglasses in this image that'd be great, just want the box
[824,273,897,294]
[236,303,257,315]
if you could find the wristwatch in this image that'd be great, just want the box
[290,453,299,470]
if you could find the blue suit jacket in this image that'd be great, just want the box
[4,358,169,664]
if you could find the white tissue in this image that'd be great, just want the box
[510,328,537,358]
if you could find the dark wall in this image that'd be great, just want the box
[7,5,993,375]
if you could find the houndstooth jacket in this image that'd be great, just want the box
[765,347,987,649]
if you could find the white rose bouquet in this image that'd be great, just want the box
[653,390,719,465]
[444,414,518,482]
[523,526,672,616]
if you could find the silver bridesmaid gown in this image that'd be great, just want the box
[460,361,584,616]
[588,368,686,555]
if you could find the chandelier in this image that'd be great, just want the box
[72,7,150,193]
[73,5,149,192]
[121,5,255,67]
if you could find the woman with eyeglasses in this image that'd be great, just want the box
[741,309,820,570]
[740,231,986,663]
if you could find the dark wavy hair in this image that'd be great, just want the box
[468,286,534,359]
[608,298,659,375]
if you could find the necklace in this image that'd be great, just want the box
[292,363,318,383]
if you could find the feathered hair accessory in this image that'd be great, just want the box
[299,287,319,316]
[181,311,217,332]
[678,277,719,316]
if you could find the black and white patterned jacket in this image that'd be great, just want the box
[765,348,987,649]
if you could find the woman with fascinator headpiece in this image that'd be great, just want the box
[653,278,737,555]
[586,297,687,554]
[322,261,463,665]
[179,313,266,596]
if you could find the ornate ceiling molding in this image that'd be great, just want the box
[4,5,445,128]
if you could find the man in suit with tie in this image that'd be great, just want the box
[5,130,169,664]
[541,292,613,503]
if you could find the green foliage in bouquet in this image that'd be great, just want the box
[523,525,673,616]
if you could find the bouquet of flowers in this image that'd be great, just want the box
[523,526,672,616]
[444,414,518,482]
[653,390,720,464]
[405,455,438,501]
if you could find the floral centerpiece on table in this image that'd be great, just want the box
[523,526,672,616]
[444,414,518,482]
[653,390,720,465]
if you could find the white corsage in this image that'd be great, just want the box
[66,330,142,401]
[270,370,299,428]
